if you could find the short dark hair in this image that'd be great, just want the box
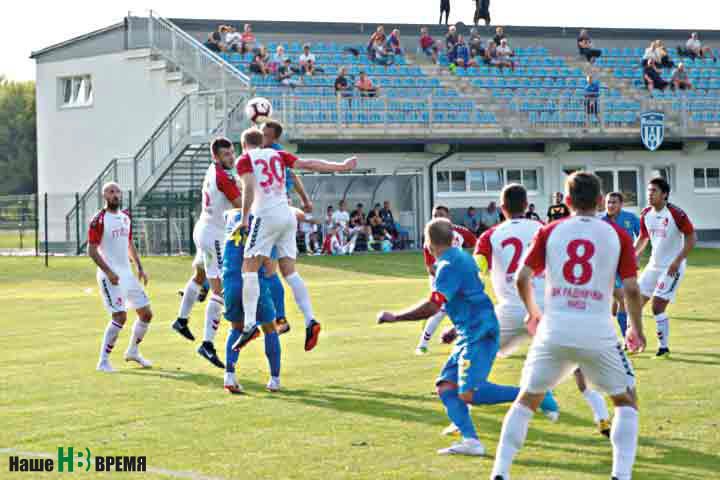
[262,120,283,141]
[649,177,670,196]
[241,128,264,148]
[211,137,233,157]
[501,184,528,215]
[426,218,454,248]
[607,191,625,203]
[433,205,450,216]
[565,172,601,211]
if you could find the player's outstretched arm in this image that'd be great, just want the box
[516,265,542,336]
[377,300,440,324]
[128,240,148,285]
[622,277,646,353]
[294,156,358,173]
[88,243,118,285]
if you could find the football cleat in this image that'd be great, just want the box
[598,418,611,438]
[96,359,115,373]
[223,372,243,394]
[654,347,671,359]
[197,342,225,369]
[172,318,195,341]
[232,326,260,352]
[305,320,322,352]
[491,476,508,480]
[441,423,461,436]
[437,438,485,456]
[276,317,291,335]
[540,391,560,422]
[415,345,429,356]
[124,350,152,368]
[266,377,281,392]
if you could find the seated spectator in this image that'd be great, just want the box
[356,71,378,97]
[577,29,601,63]
[334,67,353,102]
[482,40,497,65]
[250,49,270,75]
[270,45,288,72]
[387,29,403,55]
[323,226,349,256]
[446,25,459,54]
[367,206,393,251]
[299,44,316,72]
[451,35,476,69]
[655,40,674,69]
[224,26,243,52]
[367,26,387,60]
[642,40,662,67]
[240,24,256,54]
[323,205,335,238]
[299,213,321,254]
[463,206,480,234]
[496,38,515,71]
[671,63,693,91]
[372,39,395,66]
[643,59,669,94]
[479,202,501,232]
[684,32,717,62]
[380,200,397,235]
[204,32,223,53]
[525,203,542,222]
[468,28,485,58]
[492,26,506,47]
[276,58,299,88]
[419,27,439,63]
[583,73,600,126]
[304,59,324,76]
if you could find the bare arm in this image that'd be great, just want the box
[294,156,357,173]
[239,173,255,227]
[128,239,148,285]
[622,277,646,352]
[634,236,649,257]
[88,243,118,284]
[516,265,542,335]
[291,171,312,211]
[377,299,440,324]
[668,231,696,275]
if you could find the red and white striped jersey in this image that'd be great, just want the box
[475,218,544,308]
[199,162,241,229]
[423,224,477,275]
[88,209,133,273]
[236,148,298,216]
[524,216,637,349]
[639,203,694,269]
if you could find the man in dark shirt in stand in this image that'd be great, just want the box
[546,192,571,222]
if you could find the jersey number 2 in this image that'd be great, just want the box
[562,239,595,285]
[255,157,285,188]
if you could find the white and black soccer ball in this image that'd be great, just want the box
[245,97,273,125]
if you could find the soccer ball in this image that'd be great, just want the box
[245,97,273,125]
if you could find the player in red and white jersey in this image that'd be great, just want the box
[88,183,153,373]
[172,137,243,370]
[235,128,357,351]
[415,205,477,355]
[635,177,696,358]
[491,172,646,480]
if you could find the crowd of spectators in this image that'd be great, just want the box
[420,24,515,73]
[461,202,502,235]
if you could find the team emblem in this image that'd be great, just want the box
[640,112,665,151]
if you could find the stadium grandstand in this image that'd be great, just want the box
[30,13,720,253]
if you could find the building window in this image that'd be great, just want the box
[59,75,93,108]
[694,167,720,190]
[437,167,542,195]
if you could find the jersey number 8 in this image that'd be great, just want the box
[562,239,595,285]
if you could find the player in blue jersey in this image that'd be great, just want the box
[603,192,641,341]
[222,209,282,393]
[377,218,558,456]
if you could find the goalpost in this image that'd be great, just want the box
[134,217,189,256]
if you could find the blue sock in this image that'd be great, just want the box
[264,331,281,378]
[471,382,520,405]
[439,389,478,439]
[616,311,628,338]
[267,274,286,319]
[226,328,241,373]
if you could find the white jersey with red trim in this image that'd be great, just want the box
[236,148,298,216]
[198,162,241,229]
[640,203,694,269]
[524,216,637,349]
[88,209,133,274]
[475,218,544,308]
[423,224,477,274]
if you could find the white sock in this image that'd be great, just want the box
[611,406,639,480]
[655,313,669,348]
[100,320,123,361]
[492,403,534,478]
[178,279,201,319]
[582,389,610,423]
[128,319,150,352]
[242,273,260,330]
[285,272,315,327]
[204,293,223,343]
[418,310,446,347]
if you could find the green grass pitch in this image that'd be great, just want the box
[1,250,719,479]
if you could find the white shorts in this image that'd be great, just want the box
[521,340,636,397]
[97,270,150,314]
[496,304,530,357]
[244,207,297,260]
[193,222,224,279]
[638,264,685,302]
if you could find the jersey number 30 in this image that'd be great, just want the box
[255,157,286,189]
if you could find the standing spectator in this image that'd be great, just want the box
[240,24,256,54]
[643,59,669,95]
[332,199,351,236]
[685,32,717,62]
[356,71,379,97]
[525,203,542,222]
[380,200,396,234]
[473,0,491,26]
[547,192,570,222]
[323,205,335,237]
[671,63,693,91]
[204,32,223,53]
[492,26,506,47]
[463,206,481,234]
[276,58,299,88]
[250,48,270,75]
[577,29,602,63]
[496,38,515,71]
[584,73,601,126]
[299,44,316,73]
[419,27,439,63]
[440,0,451,25]
[387,29,403,55]
[479,202,501,232]
[446,25,459,53]
[468,28,485,58]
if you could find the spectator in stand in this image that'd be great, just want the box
[368,205,393,251]
[525,203,542,222]
[479,202,501,232]
[671,63,693,91]
[349,204,370,252]
[419,27,439,64]
[468,28,485,58]
[323,205,335,237]
[684,32,717,62]
[643,59,669,94]
[356,71,379,97]
[299,213,321,254]
[367,26,387,60]
[380,201,396,235]
[299,44,316,72]
[270,45,288,72]
[577,29,602,63]
[547,192,570,222]
[276,58,299,88]
[334,67,353,104]
[240,24,256,54]
[204,32,223,53]
[492,26,506,47]
[655,40,674,69]
[463,206,481,234]
[473,0,491,26]
[446,26,459,54]
[332,199,351,240]
[584,73,600,126]
[224,26,243,52]
[250,49,270,75]
[387,29,403,55]
[451,35,476,69]
[304,59,324,76]
[482,40,497,66]
[373,39,395,66]
[440,0,451,25]
[324,226,349,256]
[496,38,515,71]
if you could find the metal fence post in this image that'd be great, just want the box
[44,193,48,267]
[75,192,81,255]
[34,193,39,256]
[166,191,171,256]
[128,190,134,248]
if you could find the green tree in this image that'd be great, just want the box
[0,77,36,194]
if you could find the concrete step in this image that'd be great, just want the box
[125,48,152,61]
[147,60,168,72]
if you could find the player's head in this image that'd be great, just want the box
[102,182,122,211]
[262,120,283,147]
[211,137,235,168]
[432,205,450,219]
[605,192,624,216]
[564,171,602,213]
[425,217,454,257]
[500,183,528,218]
[647,177,670,207]
[241,128,264,155]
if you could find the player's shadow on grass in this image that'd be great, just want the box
[660,352,720,366]
[666,315,718,324]
[117,368,269,394]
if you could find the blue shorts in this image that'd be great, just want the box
[614,275,623,290]
[436,334,499,394]
[223,274,276,325]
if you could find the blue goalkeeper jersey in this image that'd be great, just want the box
[603,209,641,240]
